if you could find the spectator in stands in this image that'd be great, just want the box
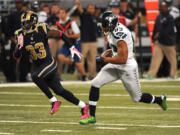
[120,0,141,42]
[76,0,98,80]
[43,5,50,17]
[22,1,30,11]
[38,5,50,23]
[57,8,87,81]
[47,4,63,78]
[47,4,60,28]
[3,0,31,82]
[143,1,177,79]
[175,0,180,53]
[167,0,180,53]
[109,0,131,26]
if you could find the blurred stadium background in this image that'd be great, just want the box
[0,0,180,82]
[0,0,180,135]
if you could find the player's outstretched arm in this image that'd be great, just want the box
[47,30,82,60]
[103,40,128,64]
[47,30,74,47]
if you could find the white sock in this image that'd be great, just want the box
[151,95,155,104]
[50,97,58,103]
[89,101,97,106]
[78,100,86,108]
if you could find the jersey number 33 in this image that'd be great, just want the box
[25,42,47,60]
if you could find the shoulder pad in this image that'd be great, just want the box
[112,29,128,40]
[39,23,48,34]
[14,28,23,36]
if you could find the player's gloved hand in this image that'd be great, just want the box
[96,56,104,64]
[18,33,24,50]
[70,45,83,60]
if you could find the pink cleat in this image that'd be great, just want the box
[50,101,61,115]
[81,104,90,119]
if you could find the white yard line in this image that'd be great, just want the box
[0,91,180,101]
[96,126,127,130]
[0,78,180,87]
[0,103,179,110]
[0,92,180,99]
[0,133,14,135]
[0,120,180,129]
[167,98,180,101]
[157,126,180,128]
[41,129,72,132]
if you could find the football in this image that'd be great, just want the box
[101,49,113,57]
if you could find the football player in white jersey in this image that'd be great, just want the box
[79,11,167,125]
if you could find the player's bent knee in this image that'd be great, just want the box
[91,79,102,88]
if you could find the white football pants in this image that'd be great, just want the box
[91,62,142,102]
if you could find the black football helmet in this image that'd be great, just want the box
[101,11,118,32]
[21,10,38,32]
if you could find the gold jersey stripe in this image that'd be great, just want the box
[41,23,47,34]
[43,61,57,78]
[15,28,23,35]
[38,58,55,77]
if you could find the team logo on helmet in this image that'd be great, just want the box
[21,11,38,33]
[101,11,118,32]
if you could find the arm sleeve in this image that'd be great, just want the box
[125,18,132,26]
[61,32,74,48]
[152,16,159,41]
[71,21,80,34]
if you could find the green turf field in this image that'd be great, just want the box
[0,81,180,135]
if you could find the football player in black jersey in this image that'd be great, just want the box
[13,11,89,119]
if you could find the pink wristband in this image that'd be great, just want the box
[58,30,62,37]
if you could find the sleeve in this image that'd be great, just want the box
[71,21,80,34]
[152,16,159,41]
[125,18,131,26]
[167,16,177,35]
[61,32,74,48]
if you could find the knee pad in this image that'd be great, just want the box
[91,79,102,88]
[130,92,142,103]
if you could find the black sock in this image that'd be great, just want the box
[140,93,162,104]
[139,93,154,103]
[89,86,100,117]
[154,97,162,104]
[60,89,80,105]
[89,105,96,117]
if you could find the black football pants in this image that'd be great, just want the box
[31,59,79,105]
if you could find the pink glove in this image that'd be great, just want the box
[70,46,83,60]
[18,34,24,50]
